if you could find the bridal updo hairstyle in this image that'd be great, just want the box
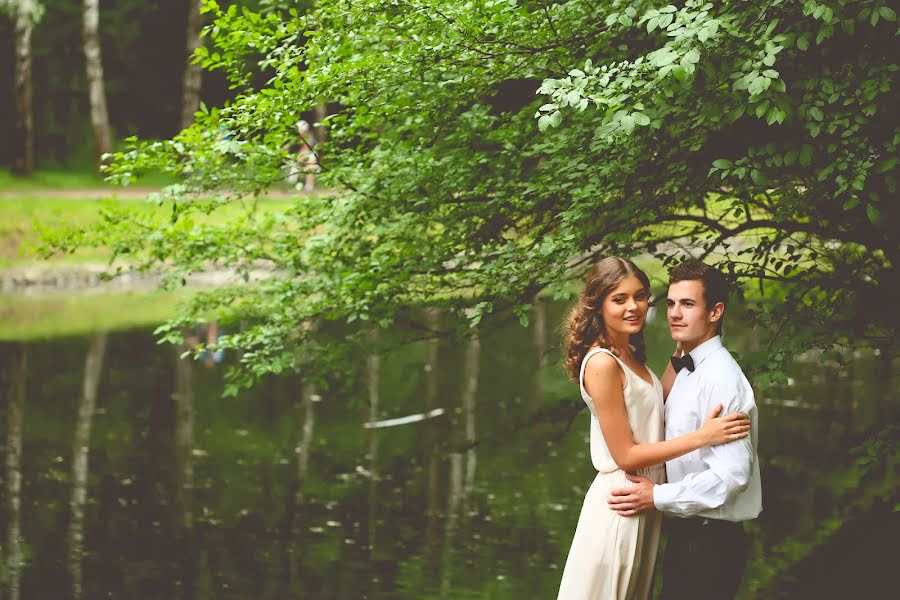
[563,257,650,381]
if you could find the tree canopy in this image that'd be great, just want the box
[46,0,898,392]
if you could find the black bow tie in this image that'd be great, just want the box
[671,354,695,373]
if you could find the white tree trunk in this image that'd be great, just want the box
[180,0,204,130]
[12,5,33,175]
[83,0,112,168]
[68,333,107,600]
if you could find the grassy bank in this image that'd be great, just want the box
[0,167,175,192]
[0,185,302,268]
[0,289,189,340]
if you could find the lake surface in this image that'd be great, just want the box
[1,298,896,599]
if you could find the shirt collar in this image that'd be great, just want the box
[687,335,722,369]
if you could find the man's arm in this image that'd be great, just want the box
[656,383,755,516]
[610,383,755,517]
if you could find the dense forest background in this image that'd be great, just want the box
[0,0,242,170]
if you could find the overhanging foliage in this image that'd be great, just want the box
[44,0,898,393]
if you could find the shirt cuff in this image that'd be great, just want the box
[653,483,677,512]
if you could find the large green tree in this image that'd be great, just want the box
[48,0,897,390]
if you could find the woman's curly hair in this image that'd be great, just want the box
[563,257,650,380]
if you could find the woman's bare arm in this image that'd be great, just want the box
[583,353,747,472]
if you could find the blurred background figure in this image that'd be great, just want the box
[287,119,318,192]
[184,321,224,368]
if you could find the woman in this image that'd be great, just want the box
[556,257,749,600]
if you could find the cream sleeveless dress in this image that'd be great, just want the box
[557,348,666,600]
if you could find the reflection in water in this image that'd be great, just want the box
[4,344,27,600]
[367,336,382,599]
[68,333,108,600]
[461,330,480,514]
[172,337,195,598]
[442,326,481,595]
[282,369,318,590]
[441,452,463,596]
[532,297,547,411]
[877,343,895,422]
[283,322,319,590]
[296,381,317,496]
[423,309,441,571]
[1,299,894,599]
[366,347,381,555]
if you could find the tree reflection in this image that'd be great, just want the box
[366,333,381,598]
[68,333,107,600]
[461,330,480,514]
[423,309,440,570]
[4,344,27,600]
[172,337,195,598]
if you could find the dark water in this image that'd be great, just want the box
[0,301,896,599]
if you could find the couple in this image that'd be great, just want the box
[556,258,762,600]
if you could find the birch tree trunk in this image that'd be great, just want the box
[83,0,112,168]
[179,0,204,130]
[5,344,27,600]
[12,4,34,176]
[312,104,328,144]
[68,333,107,600]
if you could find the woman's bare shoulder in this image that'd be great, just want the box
[583,350,624,387]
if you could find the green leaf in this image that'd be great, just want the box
[866,204,882,224]
[683,48,701,64]
[712,159,734,169]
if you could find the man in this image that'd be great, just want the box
[607,260,762,599]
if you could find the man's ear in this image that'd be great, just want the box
[709,302,725,324]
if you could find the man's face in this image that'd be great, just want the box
[667,280,721,350]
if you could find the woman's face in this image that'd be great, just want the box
[601,275,650,337]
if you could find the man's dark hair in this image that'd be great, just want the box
[669,260,729,334]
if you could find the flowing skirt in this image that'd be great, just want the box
[557,466,664,600]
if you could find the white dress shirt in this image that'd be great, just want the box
[653,336,762,521]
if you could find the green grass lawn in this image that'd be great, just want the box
[0,167,176,192]
[0,187,304,268]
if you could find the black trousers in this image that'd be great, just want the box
[658,516,749,600]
